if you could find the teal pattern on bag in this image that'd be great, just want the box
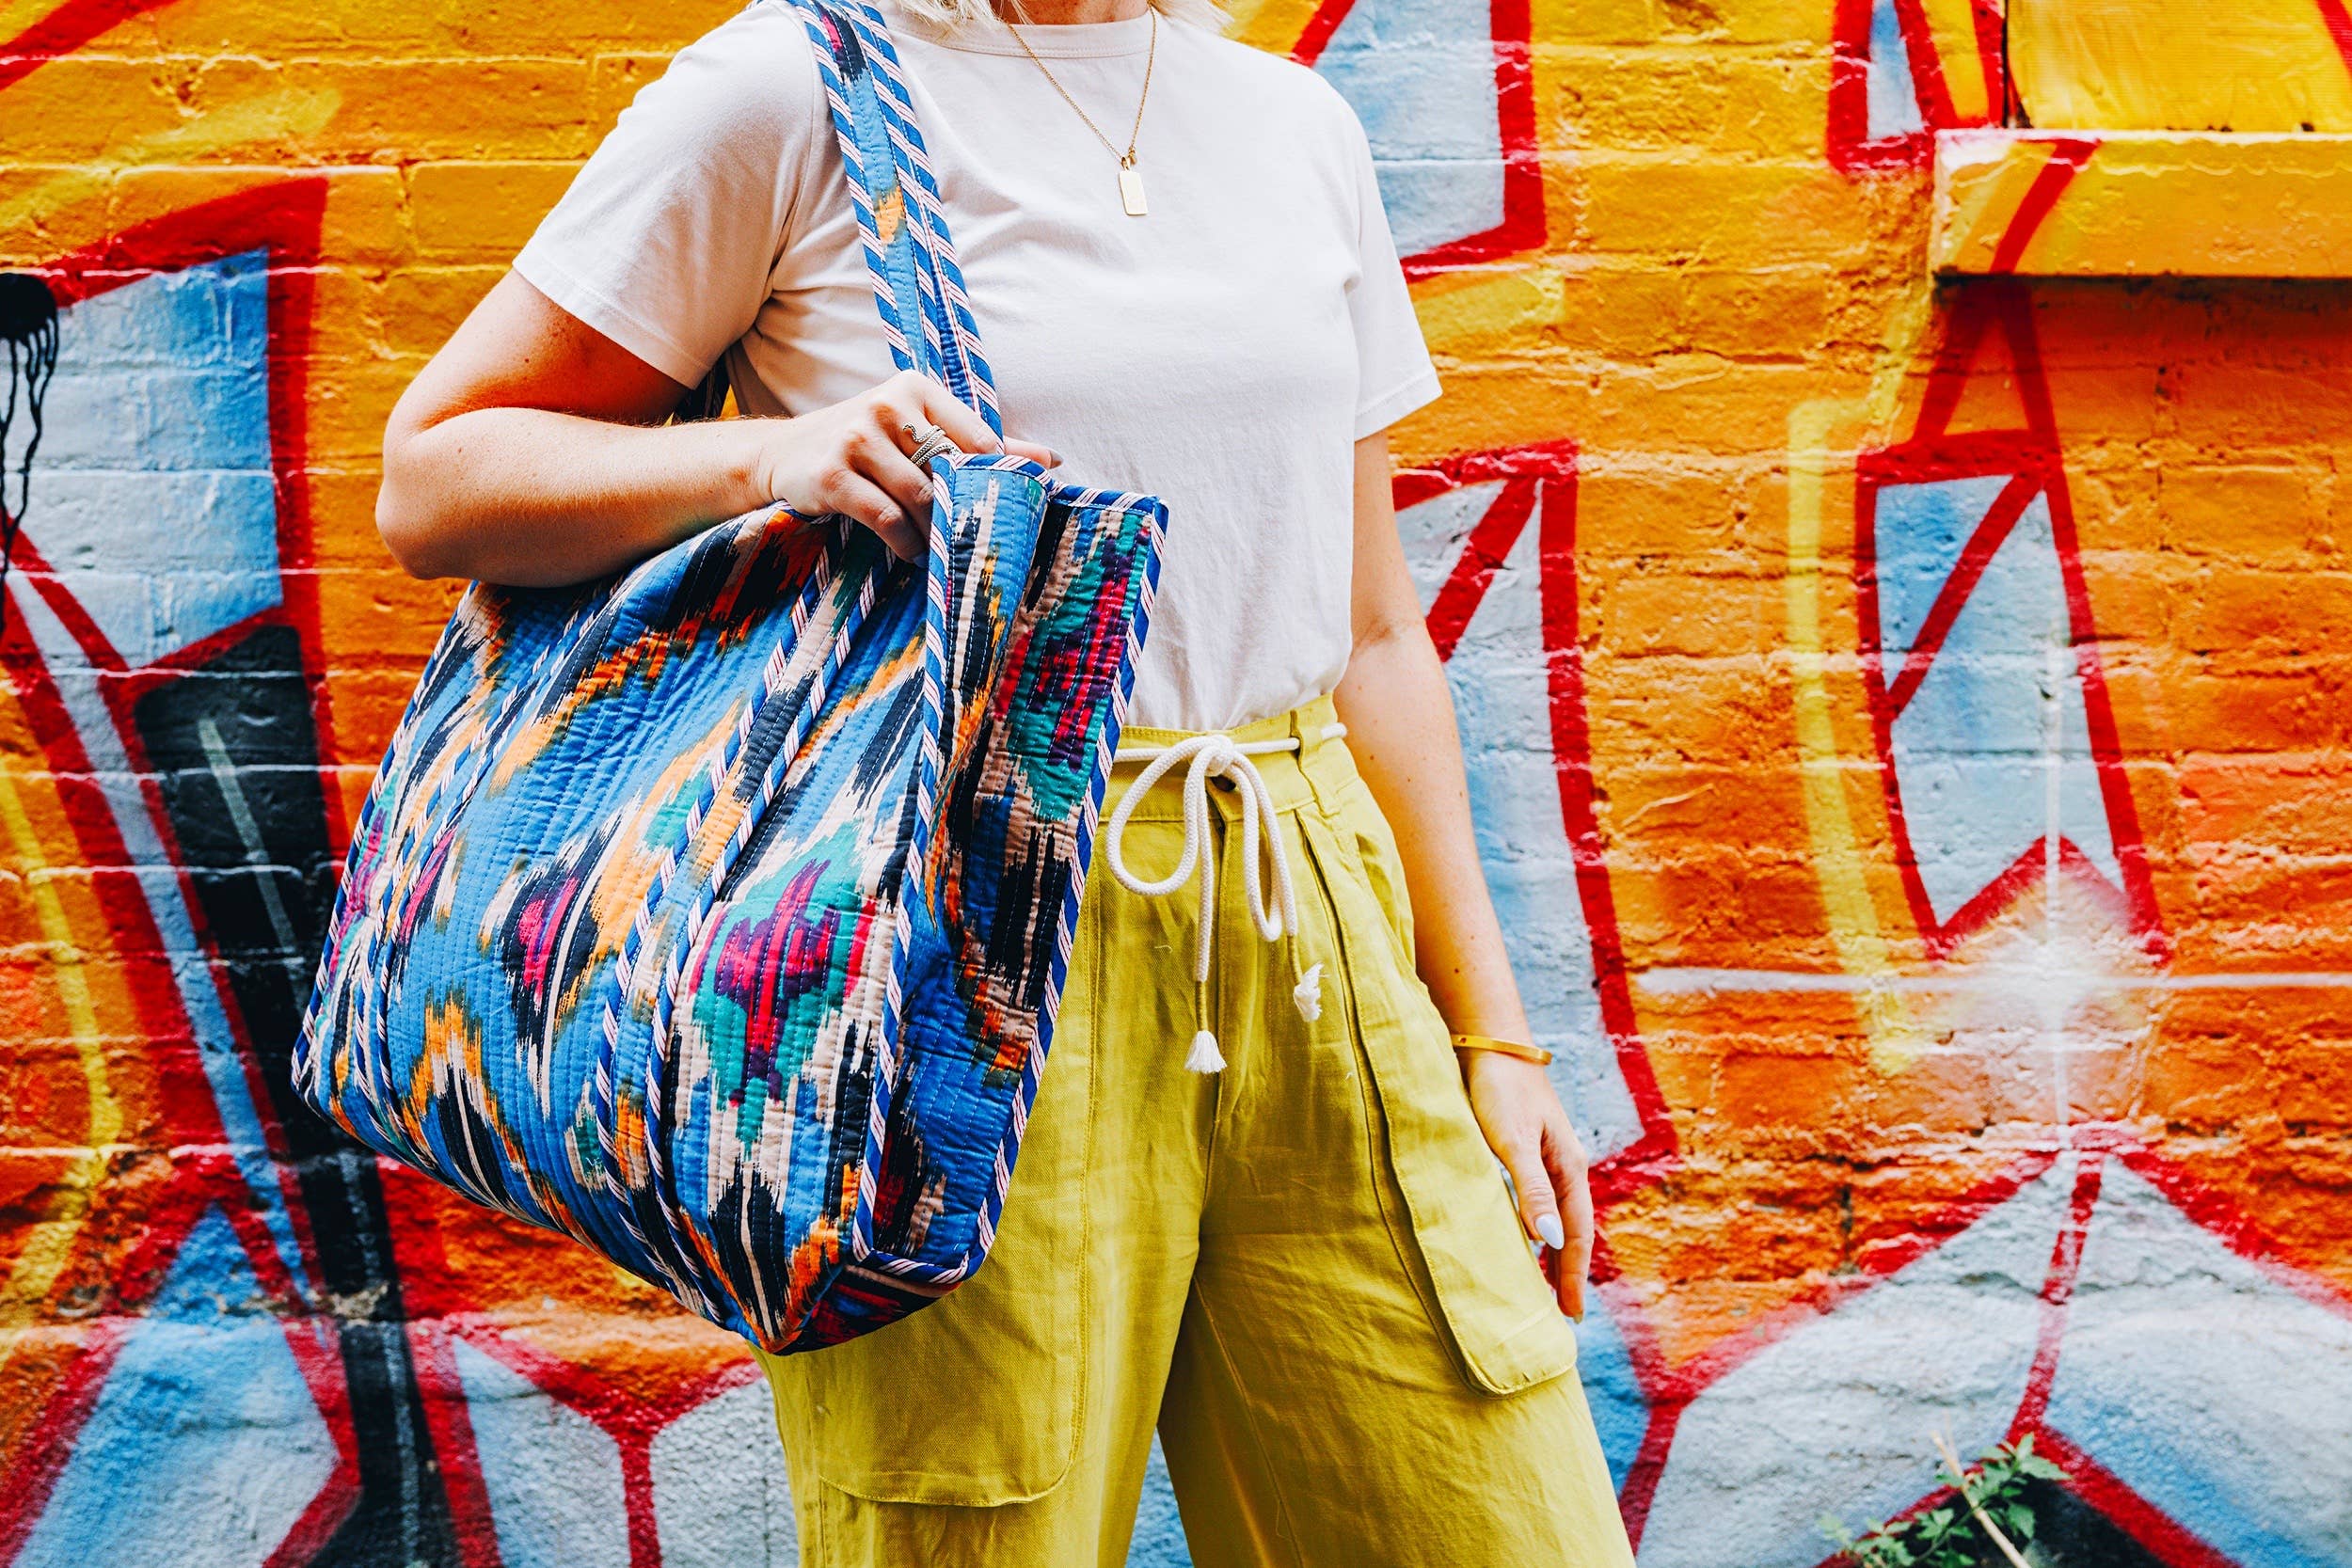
[296,0,1166,1352]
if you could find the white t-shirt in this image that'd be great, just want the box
[515,0,1438,732]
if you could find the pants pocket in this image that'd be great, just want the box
[760,908,1096,1507]
[1304,793,1579,1398]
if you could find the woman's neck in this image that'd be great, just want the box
[997,0,1148,24]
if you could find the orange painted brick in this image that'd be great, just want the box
[0,0,2347,1544]
[2158,465,2325,563]
[2178,752,2352,858]
[1589,568,1782,657]
[2177,567,2352,654]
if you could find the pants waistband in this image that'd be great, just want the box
[1105,693,1357,822]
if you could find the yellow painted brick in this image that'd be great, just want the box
[1547,49,1821,158]
[1552,261,1838,359]
[1635,0,1840,45]
[0,166,116,263]
[149,0,736,56]
[1579,460,1794,566]
[1529,0,1661,47]
[0,59,186,163]
[12,55,599,168]
[1412,265,1567,365]
[1717,0,1837,45]
[1549,266,1700,359]
[85,165,407,260]
[306,361,426,463]
[372,264,510,351]
[291,59,603,158]
[408,161,580,258]
[1433,355,1866,454]
[1574,154,1883,261]
[304,272,399,366]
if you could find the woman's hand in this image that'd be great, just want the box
[1459,1050,1594,1321]
[376,275,1058,586]
[750,369,1057,562]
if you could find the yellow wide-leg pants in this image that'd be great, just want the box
[760,695,1636,1567]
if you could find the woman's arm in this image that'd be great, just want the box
[376,273,1041,585]
[1331,433,1593,1320]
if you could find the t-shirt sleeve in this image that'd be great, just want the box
[513,6,824,388]
[1342,112,1441,440]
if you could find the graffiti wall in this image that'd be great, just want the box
[0,0,2346,1564]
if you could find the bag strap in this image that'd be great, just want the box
[780,0,1004,438]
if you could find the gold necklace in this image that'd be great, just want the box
[1004,8,1158,217]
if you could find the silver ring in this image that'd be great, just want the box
[904,421,957,469]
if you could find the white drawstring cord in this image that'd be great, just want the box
[1104,722,1345,1073]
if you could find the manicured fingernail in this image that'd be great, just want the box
[1536,1214,1565,1252]
[1048,449,1064,467]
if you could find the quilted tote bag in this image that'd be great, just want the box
[297,0,1166,1354]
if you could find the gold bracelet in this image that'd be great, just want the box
[1450,1033,1554,1067]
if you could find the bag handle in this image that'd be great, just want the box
[777,0,1020,838]
[782,0,1005,438]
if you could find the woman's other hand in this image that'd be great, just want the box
[749,368,1055,562]
[1334,432,1595,1323]
[1459,1050,1594,1321]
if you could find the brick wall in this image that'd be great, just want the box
[0,1,2345,1564]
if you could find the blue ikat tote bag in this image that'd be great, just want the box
[297,0,1166,1353]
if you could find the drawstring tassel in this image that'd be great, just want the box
[1185,1029,1228,1074]
[1293,962,1324,1022]
[1187,974,1225,1074]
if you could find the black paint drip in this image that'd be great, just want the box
[0,272,59,635]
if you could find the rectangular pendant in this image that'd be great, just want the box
[1119,163,1148,217]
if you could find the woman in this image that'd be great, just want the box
[376,0,1636,1562]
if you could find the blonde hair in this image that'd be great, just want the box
[897,0,1228,31]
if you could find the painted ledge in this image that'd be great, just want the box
[1931,129,2352,277]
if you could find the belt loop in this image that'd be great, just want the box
[1299,694,1352,818]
